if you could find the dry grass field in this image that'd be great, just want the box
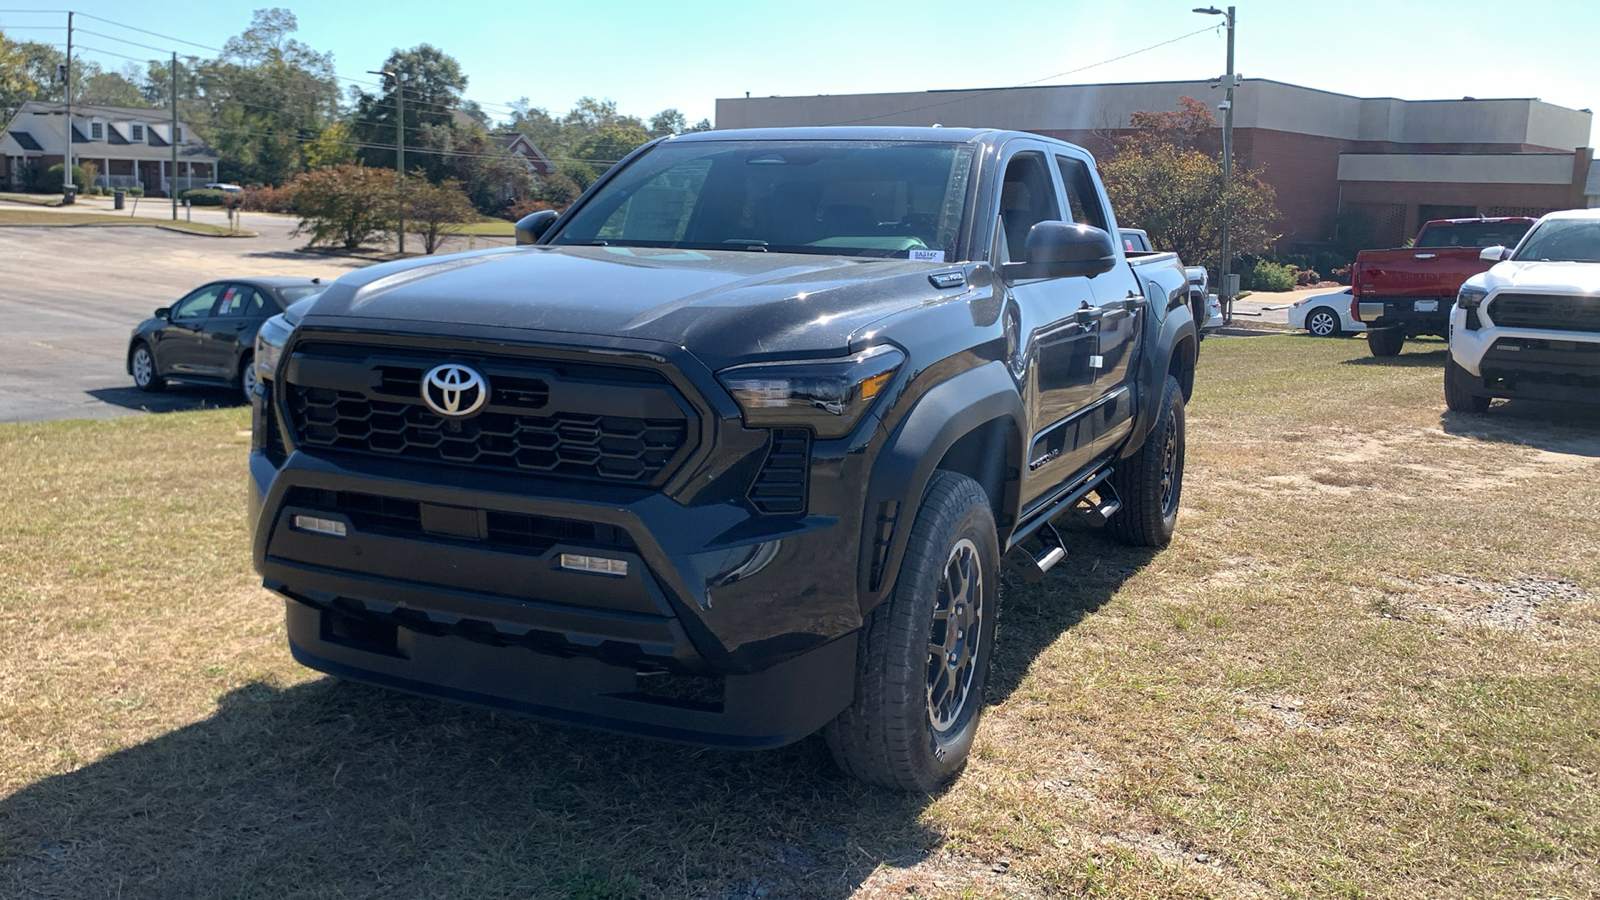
[0,335,1596,899]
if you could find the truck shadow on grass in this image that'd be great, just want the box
[1441,403,1600,453]
[1339,346,1448,368]
[0,534,1151,900]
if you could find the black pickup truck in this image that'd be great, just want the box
[248,127,1198,790]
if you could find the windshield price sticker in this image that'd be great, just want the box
[910,250,945,262]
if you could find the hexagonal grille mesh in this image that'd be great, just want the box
[281,343,695,485]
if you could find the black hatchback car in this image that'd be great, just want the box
[128,277,323,403]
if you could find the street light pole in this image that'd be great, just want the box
[1195,5,1238,323]
[370,69,405,255]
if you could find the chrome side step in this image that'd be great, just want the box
[1004,472,1123,583]
[1005,519,1066,583]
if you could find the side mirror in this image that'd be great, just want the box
[515,210,559,245]
[1002,222,1118,281]
[155,307,171,320]
[1479,245,1509,263]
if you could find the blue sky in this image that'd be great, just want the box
[4,0,1596,143]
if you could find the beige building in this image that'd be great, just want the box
[1,101,221,197]
[717,79,1596,250]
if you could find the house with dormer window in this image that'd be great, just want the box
[0,101,221,197]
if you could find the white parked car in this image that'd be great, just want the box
[1446,209,1600,412]
[1288,287,1364,337]
[204,182,243,193]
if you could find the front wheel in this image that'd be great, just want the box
[1306,307,1341,337]
[1367,327,1405,357]
[131,342,165,392]
[1106,374,1186,547]
[824,471,999,792]
[1444,357,1490,413]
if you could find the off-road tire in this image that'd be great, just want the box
[1106,374,1185,547]
[1306,307,1341,338]
[824,470,999,792]
[1444,357,1490,413]
[131,342,165,392]
[1367,327,1405,357]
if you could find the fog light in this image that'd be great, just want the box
[559,553,628,576]
[293,515,347,537]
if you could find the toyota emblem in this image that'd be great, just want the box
[421,363,489,417]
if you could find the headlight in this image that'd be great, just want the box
[1457,286,1489,310]
[255,313,293,381]
[717,345,904,439]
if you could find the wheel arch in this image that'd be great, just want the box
[859,361,1025,614]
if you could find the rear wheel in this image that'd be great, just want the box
[824,471,999,792]
[238,353,257,404]
[1306,307,1341,337]
[1367,327,1405,357]
[1444,357,1490,413]
[131,342,165,392]
[1107,374,1185,547]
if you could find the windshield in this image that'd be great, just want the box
[279,286,324,304]
[1415,222,1532,248]
[551,140,976,259]
[1513,218,1600,263]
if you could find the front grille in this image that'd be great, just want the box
[282,341,695,485]
[1489,293,1600,333]
[284,487,635,555]
[748,428,811,515]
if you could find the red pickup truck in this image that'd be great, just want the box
[1350,217,1535,356]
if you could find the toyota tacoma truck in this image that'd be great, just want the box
[1446,209,1600,412]
[248,127,1197,790]
[1350,216,1535,356]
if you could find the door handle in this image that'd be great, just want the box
[1125,292,1149,310]
[1075,305,1104,326]
[235,323,248,330]
[1413,253,1436,260]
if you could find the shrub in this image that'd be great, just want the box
[501,197,561,222]
[404,179,478,254]
[289,163,397,250]
[238,184,294,213]
[1249,261,1298,292]
[126,186,144,197]
[41,163,88,193]
[181,188,228,206]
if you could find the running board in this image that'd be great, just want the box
[1004,472,1124,582]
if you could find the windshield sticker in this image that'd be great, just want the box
[910,249,945,263]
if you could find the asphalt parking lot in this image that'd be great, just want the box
[0,211,371,423]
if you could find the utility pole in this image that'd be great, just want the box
[371,69,405,254]
[171,53,179,221]
[62,11,72,203]
[1221,6,1236,324]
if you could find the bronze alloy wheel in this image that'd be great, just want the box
[927,537,984,734]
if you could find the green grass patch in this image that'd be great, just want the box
[445,219,516,236]
[0,208,253,236]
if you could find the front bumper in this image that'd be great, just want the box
[1449,306,1600,404]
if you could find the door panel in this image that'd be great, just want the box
[156,283,226,375]
[201,284,260,379]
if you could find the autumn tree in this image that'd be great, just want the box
[404,177,476,254]
[1099,96,1279,276]
[289,164,396,250]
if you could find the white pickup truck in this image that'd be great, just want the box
[1445,209,1600,412]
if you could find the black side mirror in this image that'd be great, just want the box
[1002,222,1118,281]
[155,307,172,320]
[515,210,559,245]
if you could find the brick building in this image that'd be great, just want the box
[715,79,1596,251]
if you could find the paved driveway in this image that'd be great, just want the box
[0,218,369,423]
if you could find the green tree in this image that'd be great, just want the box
[352,44,467,178]
[77,69,149,107]
[1099,96,1279,276]
[0,30,38,114]
[404,177,477,253]
[648,108,687,137]
[289,163,396,250]
[575,123,651,172]
[303,121,356,168]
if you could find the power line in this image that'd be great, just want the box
[75,11,222,53]
[822,24,1220,126]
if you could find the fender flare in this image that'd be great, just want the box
[858,361,1025,610]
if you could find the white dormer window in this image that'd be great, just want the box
[90,121,104,140]
[131,123,145,141]
[173,125,184,143]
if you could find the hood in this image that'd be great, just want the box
[1477,260,1600,296]
[302,245,956,369]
